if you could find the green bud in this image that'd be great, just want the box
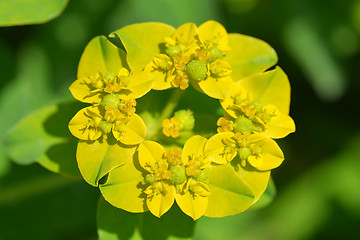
[99,121,112,134]
[145,174,156,185]
[166,45,181,58]
[103,72,116,81]
[235,116,254,133]
[174,109,195,130]
[101,93,120,108]
[169,165,187,185]
[186,60,207,81]
[238,147,251,160]
[197,170,208,182]
[208,46,223,61]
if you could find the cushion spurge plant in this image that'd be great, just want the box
[68,21,295,220]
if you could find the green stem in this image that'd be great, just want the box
[149,89,183,139]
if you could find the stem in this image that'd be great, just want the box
[148,89,183,139]
[159,89,183,121]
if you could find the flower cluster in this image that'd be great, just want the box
[69,21,295,220]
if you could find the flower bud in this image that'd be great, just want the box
[186,60,207,81]
[169,165,187,185]
[235,116,254,133]
[174,109,195,130]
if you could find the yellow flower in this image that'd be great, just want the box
[162,117,182,138]
[143,23,198,90]
[220,67,295,139]
[68,35,150,144]
[67,35,152,187]
[113,20,278,100]
[100,135,256,219]
[69,36,153,105]
[217,116,234,133]
[205,131,284,171]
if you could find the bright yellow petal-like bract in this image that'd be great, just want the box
[181,135,207,165]
[68,106,103,141]
[99,155,148,213]
[205,164,254,217]
[223,33,278,81]
[175,182,208,220]
[67,21,295,221]
[138,140,165,172]
[198,20,229,51]
[246,134,284,171]
[220,67,295,139]
[77,136,137,186]
[111,22,175,72]
[77,35,127,79]
[241,67,290,114]
[204,132,237,164]
[206,132,284,171]
[115,114,146,145]
[146,181,175,218]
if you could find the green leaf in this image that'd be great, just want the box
[105,0,221,30]
[249,176,276,210]
[0,164,99,240]
[284,18,345,101]
[4,101,83,178]
[0,0,69,26]
[97,197,195,240]
[77,135,137,186]
[0,144,11,177]
[0,43,52,139]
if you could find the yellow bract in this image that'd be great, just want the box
[220,67,295,139]
[68,20,295,220]
[205,132,284,171]
[137,136,211,220]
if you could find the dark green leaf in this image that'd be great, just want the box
[4,101,83,177]
[0,0,69,26]
[98,197,195,240]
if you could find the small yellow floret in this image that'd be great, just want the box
[164,148,183,166]
[162,117,182,138]
[217,117,234,133]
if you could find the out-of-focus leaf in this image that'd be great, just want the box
[105,0,221,32]
[249,176,276,210]
[0,144,10,177]
[4,101,83,178]
[0,43,54,171]
[0,44,52,132]
[0,164,98,240]
[284,18,346,101]
[98,197,195,240]
[0,0,69,26]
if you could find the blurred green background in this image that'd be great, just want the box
[1,0,360,239]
